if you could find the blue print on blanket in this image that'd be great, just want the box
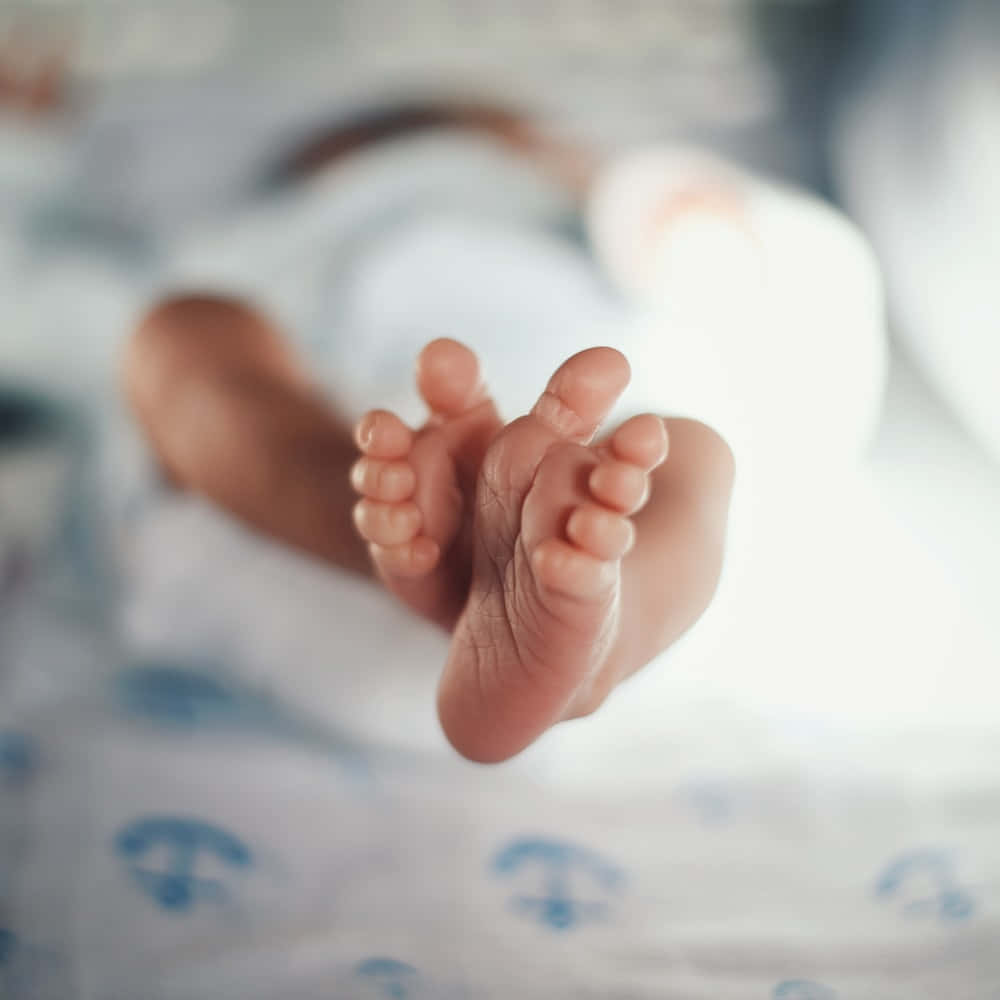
[0,929,17,995]
[112,665,370,778]
[773,980,836,999]
[874,849,975,923]
[114,665,274,729]
[354,958,420,998]
[114,816,252,913]
[0,928,14,965]
[0,927,67,996]
[0,731,34,781]
[491,837,625,930]
[678,778,738,825]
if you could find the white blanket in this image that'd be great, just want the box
[2,128,999,999]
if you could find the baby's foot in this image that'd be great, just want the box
[436,348,668,761]
[351,339,503,628]
[352,342,667,762]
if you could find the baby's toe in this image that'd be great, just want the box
[530,346,631,443]
[352,498,422,547]
[566,502,635,561]
[589,459,650,514]
[610,414,669,470]
[354,409,413,459]
[417,338,487,418]
[349,456,416,503]
[531,537,617,600]
[370,537,441,578]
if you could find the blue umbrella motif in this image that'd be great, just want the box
[114,665,263,728]
[112,665,369,777]
[114,816,252,912]
[773,980,837,1000]
[0,928,15,965]
[491,837,625,930]
[354,957,420,998]
[678,778,737,825]
[0,732,34,780]
[874,850,975,922]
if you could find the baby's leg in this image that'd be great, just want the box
[124,304,734,763]
[123,295,371,574]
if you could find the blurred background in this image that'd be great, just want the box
[1,2,999,998]
[1,0,996,736]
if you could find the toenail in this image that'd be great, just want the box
[357,418,374,450]
[533,389,589,440]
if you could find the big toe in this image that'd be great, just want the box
[531,346,631,443]
[416,338,503,482]
[417,338,488,418]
